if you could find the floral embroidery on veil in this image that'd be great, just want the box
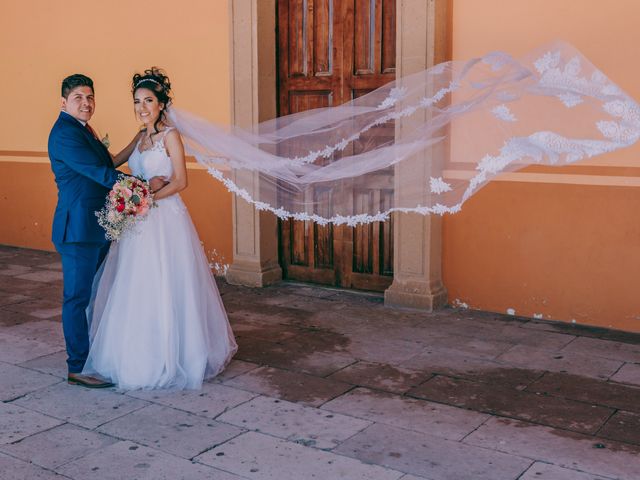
[164,42,640,225]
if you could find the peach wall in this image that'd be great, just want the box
[0,0,233,265]
[447,0,640,331]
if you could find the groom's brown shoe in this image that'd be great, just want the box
[67,373,114,389]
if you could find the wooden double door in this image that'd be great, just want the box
[277,0,396,291]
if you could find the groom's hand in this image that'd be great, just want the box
[149,176,168,193]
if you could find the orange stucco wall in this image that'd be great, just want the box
[2,0,639,332]
[0,0,232,265]
[447,0,640,331]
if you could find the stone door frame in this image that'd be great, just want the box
[226,0,451,310]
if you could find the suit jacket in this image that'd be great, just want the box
[48,112,120,244]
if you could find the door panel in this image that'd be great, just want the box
[278,0,395,291]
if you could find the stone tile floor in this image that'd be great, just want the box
[1,244,640,479]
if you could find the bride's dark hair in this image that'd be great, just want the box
[132,67,172,135]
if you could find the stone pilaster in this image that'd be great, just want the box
[384,0,450,310]
[225,0,282,287]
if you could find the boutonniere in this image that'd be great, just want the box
[101,133,110,149]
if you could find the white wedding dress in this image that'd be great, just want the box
[83,128,237,390]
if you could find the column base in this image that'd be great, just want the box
[225,260,282,288]
[384,280,448,311]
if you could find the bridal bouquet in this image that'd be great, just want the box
[96,175,155,241]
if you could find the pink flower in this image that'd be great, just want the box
[137,205,149,216]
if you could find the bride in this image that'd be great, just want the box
[82,68,237,390]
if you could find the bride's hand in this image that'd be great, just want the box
[149,176,168,193]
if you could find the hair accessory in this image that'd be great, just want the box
[135,78,161,89]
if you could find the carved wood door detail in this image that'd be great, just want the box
[277,0,396,290]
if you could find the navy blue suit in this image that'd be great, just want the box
[48,111,120,373]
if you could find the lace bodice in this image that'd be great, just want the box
[128,128,174,180]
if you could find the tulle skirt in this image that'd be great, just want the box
[83,195,237,390]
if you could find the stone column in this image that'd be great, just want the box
[384,0,451,310]
[225,0,282,287]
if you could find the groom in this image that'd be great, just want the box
[48,74,162,388]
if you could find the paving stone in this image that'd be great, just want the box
[0,362,61,401]
[0,249,58,266]
[0,402,63,445]
[0,452,66,479]
[0,264,33,276]
[219,395,371,449]
[328,361,433,394]
[210,359,260,382]
[236,335,356,376]
[294,286,340,299]
[409,375,613,434]
[336,337,423,365]
[522,320,640,346]
[28,307,63,320]
[195,431,404,480]
[357,324,445,345]
[57,440,242,480]
[464,417,640,480]
[333,423,531,480]
[0,292,30,307]
[527,372,640,413]
[4,320,65,346]
[0,332,62,364]
[223,366,352,407]
[231,321,304,342]
[3,298,63,319]
[39,262,62,270]
[520,320,607,338]
[413,335,515,361]
[13,382,149,429]
[477,325,575,351]
[30,284,63,300]
[596,329,640,345]
[19,350,68,379]
[126,382,257,419]
[400,349,513,378]
[230,303,316,324]
[0,423,117,469]
[496,345,622,380]
[15,270,63,283]
[97,404,242,459]
[5,246,640,480]
[298,311,386,334]
[598,410,640,445]
[519,462,611,480]
[283,327,353,353]
[562,336,640,364]
[0,275,48,294]
[0,309,36,327]
[450,365,544,389]
[323,387,488,441]
[610,362,640,386]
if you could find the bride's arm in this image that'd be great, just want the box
[151,130,187,201]
[112,130,145,168]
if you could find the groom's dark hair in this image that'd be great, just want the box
[61,74,94,98]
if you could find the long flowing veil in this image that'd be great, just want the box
[167,41,639,225]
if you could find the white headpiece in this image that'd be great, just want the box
[135,78,161,89]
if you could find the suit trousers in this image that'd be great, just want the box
[54,241,110,373]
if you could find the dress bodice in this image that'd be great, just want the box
[128,128,174,180]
